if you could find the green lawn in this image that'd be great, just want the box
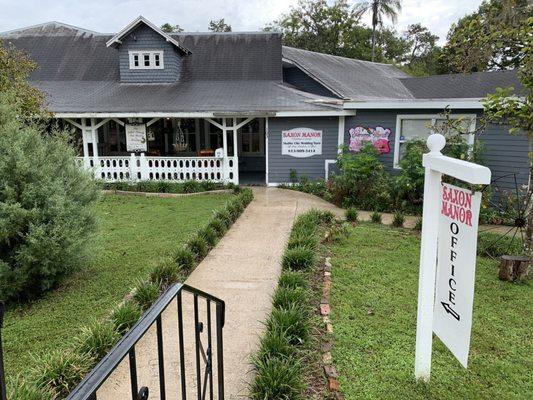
[3,193,231,377]
[329,223,532,400]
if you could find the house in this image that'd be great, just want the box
[1,16,529,192]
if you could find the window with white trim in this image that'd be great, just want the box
[129,50,164,69]
[394,114,476,168]
[239,119,264,155]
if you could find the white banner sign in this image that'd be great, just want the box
[433,183,481,368]
[281,127,322,158]
[126,124,147,152]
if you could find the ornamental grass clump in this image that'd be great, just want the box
[198,225,218,248]
[249,356,304,400]
[8,375,55,400]
[282,246,316,271]
[272,286,309,311]
[346,207,358,222]
[31,349,93,398]
[287,233,318,251]
[256,329,296,362]
[266,305,310,346]
[392,210,405,228]
[110,301,142,334]
[0,97,100,302]
[187,234,209,259]
[371,211,382,223]
[278,270,307,290]
[213,208,233,229]
[149,257,181,288]
[173,246,196,272]
[132,280,161,310]
[208,217,227,237]
[75,320,120,362]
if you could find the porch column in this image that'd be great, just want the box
[222,118,229,182]
[81,118,90,169]
[232,117,239,185]
[90,118,99,179]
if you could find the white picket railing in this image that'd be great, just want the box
[78,154,238,184]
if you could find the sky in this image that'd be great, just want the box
[0,0,483,45]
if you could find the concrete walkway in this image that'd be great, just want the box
[97,187,342,399]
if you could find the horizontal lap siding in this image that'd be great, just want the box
[282,67,339,98]
[268,117,339,183]
[119,24,181,83]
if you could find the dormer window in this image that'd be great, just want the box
[129,50,164,69]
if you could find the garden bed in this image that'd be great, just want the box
[3,193,233,381]
[328,223,532,399]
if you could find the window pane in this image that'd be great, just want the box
[400,119,432,141]
[144,54,150,66]
[435,117,473,135]
[154,54,160,66]
[187,134,196,151]
[242,134,251,152]
[133,54,139,66]
[251,135,260,152]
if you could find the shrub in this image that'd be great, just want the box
[272,287,309,310]
[392,210,405,228]
[226,201,241,222]
[198,225,218,248]
[266,306,309,346]
[31,349,93,398]
[8,375,55,400]
[208,217,227,237]
[477,231,524,258]
[371,211,382,223]
[287,233,318,250]
[75,320,120,361]
[256,329,296,362]
[250,356,303,400]
[173,247,196,272]
[133,280,161,310]
[307,209,335,224]
[111,301,142,334]
[187,234,208,259]
[0,99,100,302]
[327,221,350,242]
[282,247,316,271]
[200,180,217,191]
[183,180,202,193]
[149,257,181,288]
[345,207,358,222]
[278,270,307,290]
[414,217,423,231]
[213,209,233,229]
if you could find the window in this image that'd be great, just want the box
[239,119,264,155]
[394,114,476,168]
[129,51,164,69]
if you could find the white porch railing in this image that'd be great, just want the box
[78,154,238,184]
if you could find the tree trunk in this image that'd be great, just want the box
[371,24,376,62]
[499,255,530,282]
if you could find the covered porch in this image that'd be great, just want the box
[63,115,268,185]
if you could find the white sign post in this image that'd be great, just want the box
[281,127,322,158]
[414,134,491,381]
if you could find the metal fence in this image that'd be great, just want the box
[0,284,225,400]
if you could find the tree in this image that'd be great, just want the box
[482,17,533,254]
[0,93,100,302]
[401,23,441,75]
[160,23,184,33]
[0,39,48,121]
[355,0,402,61]
[440,0,531,73]
[208,18,232,32]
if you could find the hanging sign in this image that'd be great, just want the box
[282,127,322,158]
[433,183,482,367]
[126,124,147,152]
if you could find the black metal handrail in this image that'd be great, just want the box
[65,283,225,400]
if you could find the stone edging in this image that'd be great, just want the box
[102,189,233,198]
[320,255,344,399]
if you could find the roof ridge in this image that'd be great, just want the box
[0,21,103,36]
[400,70,519,80]
[282,45,397,67]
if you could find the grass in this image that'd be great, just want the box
[3,193,232,377]
[329,223,532,399]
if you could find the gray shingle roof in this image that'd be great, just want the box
[400,70,523,99]
[282,46,414,101]
[1,21,341,113]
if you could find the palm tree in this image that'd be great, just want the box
[357,0,402,61]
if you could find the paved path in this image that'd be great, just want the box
[97,187,342,399]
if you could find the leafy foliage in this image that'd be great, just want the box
[282,247,316,271]
[110,301,142,334]
[249,356,304,400]
[392,210,405,227]
[149,257,181,288]
[0,96,99,302]
[208,18,232,32]
[345,207,359,222]
[75,320,120,361]
[132,280,160,310]
[160,23,184,33]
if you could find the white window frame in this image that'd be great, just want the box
[128,50,164,70]
[394,114,476,169]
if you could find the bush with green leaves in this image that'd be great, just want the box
[278,270,307,290]
[392,210,405,227]
[477,231,524,258]
[8,375,55,400]
[104,180,228,194]
[346,207,358,222]
[213,208,233,229]
[207,217,227,237]
[75,320,120,361]
[111,301,142,334]
[256,329,296,362]
[198,225,218,248]
[414,217,423,231]
[149,257,181,288]
[282,246,316,271]
[371,211,382,223]
[31,349,93,398]
[250,356,303,400]
[187,233,209,259]
[272,286,309,310]
[266,306,310,346]
[133,280,161,310]
[287,232,318,250]
[173,246,196,272]
[0,98,100,302]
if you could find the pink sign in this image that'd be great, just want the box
[348,126,391,154]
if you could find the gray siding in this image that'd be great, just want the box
[268,117,339,183]
[283,67,339,98]
[119,24,181,83]
[344,109,530,192]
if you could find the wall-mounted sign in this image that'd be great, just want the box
[282,127,322,158]
[433,183,481,368]
[348,126,391,154]
[126,124,147,152]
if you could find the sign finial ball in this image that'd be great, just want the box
[427,134,446,154]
